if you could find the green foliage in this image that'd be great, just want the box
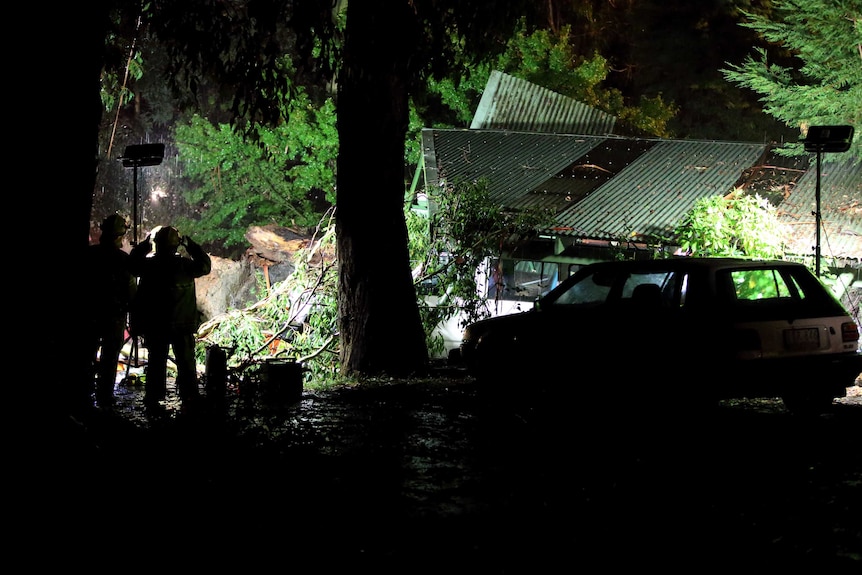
[173,89,338,250]
[495,24,630,119]
[405,202,431,270]
[415,20,678,139]
[100,4,153,114]
[197,209,341,383]
[100,49,143,113]
[673,191,787,258]
[496,23,677,137]
[413,178,555,356]
[722,0,862,162]
[424,73,487,127]
[196,179,553,378]
[616,94,678,139]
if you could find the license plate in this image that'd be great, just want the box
[783,327,820,350]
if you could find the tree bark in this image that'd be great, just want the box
[20,3,108,417]
[336,1,429,377]
[64,2,111,413]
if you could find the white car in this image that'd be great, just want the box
[458,257,862,415]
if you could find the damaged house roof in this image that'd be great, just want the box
[420,71,861,267]
[470,70,616,135]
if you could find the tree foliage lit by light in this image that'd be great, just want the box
[722,0,862,162]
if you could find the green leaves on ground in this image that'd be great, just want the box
[197,209,340,384]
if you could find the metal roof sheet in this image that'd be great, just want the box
[777,159,862,263]
[424,129,765,239]
[554,139,767,242]
[422,127,861,263]
[421,129,606,205]
[423,71,861,265]
[470,71,616,135]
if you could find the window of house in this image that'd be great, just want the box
[487,259,560,302]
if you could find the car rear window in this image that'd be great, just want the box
[727,268,803,302]
[717,265,848,319]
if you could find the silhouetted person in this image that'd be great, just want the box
[84,213,136,408]
[129,226,211,410]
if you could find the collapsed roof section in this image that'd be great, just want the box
[421,71,861,266]
[470,70,616,135]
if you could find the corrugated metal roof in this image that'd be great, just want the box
[422,127,861,262]
[554,139,767,242]
[421,128,606,206]
[777,159,862,263]
[422,72,861,265]
[470,71,616,135]
[424,128,766,240]
[514,137,658,213]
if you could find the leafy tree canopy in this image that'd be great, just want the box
[673,191,786,259]
[173,87,338,253]
[169,13,679,249]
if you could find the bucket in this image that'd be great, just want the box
[261,358,304,403]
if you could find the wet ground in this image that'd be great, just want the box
[31,371,862,572]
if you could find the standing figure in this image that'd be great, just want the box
[129,225,211,410]
[84,213,136,408]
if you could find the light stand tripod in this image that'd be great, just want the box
[120,143,165,376]
[802,126,854,278]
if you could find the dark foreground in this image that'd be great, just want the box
[24,375,862,572]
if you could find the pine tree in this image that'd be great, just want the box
[722,0,861,162]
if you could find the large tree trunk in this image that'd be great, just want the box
[336,2,428,377]
[51,2,109,414]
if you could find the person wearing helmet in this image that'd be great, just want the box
[83,213,136,408]
[129,225,211,411]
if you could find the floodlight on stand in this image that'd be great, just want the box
[120,144,165,245]
[121,143,165,167]
[803,125,854,153]
[119,143,165,377]
[801,125,854,277]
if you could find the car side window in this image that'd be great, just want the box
[552,271,613,305]
[622,272,670,297]
[621,271,682,307]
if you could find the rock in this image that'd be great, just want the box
[195,256,262,322]
[245,225,310,265]
[194,225,314,322]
